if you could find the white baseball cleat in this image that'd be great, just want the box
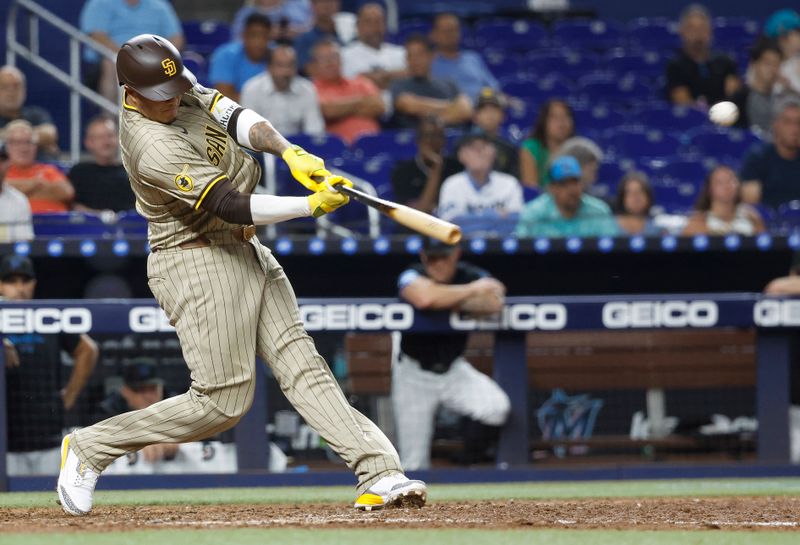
[354,473,427,511]
[56,435,99,516]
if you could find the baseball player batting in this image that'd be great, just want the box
[56,34,426,515]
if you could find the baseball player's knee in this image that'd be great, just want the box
[218,387,255,421]
[191,382,255,421]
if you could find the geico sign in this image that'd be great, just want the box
[301,304,414,331]
[602,301,718,328]
[0,308,92,334]
[753,299,800,327]
[129,307,175,332]
[450,304,567,331]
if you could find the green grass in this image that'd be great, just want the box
[0,529,798,545]
[2,478,800,508]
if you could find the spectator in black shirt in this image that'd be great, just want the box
[740,96,800,208]
[666,4,741,106]
[1,255,98,475]
[394,237,510,470]
[390,34,473,129]
[69,116,135,214]
[390,116,461,214]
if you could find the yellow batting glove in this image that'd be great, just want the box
[307,176,352,218]
[282,144,331,192]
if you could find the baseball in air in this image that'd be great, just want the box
[709,101,739,126]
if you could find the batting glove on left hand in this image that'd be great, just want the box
[282,144,331,192]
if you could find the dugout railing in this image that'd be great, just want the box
[1,294,799,491]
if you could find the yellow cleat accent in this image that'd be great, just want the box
[60,435,70,470]
[355,493,384,506]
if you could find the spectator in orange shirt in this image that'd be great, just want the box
[3,120,74,213]
[309,39,384,144]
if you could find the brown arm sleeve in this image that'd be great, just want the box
[199,177,253,224]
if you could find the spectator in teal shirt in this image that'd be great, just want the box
[209,14,273,101]
[516,156,619,238]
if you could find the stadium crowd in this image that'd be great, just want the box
[0,1,799,242]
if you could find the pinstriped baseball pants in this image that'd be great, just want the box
[71,236,402,493]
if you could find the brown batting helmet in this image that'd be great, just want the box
[116,34,196,101]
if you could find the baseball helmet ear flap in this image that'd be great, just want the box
[116,34,196,101]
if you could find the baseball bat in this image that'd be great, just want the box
[336,185,462,244]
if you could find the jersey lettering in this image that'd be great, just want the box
[204,125,228,166]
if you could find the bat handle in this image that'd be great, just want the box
[315,176,356,195]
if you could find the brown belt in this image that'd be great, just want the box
[176,225,256,250]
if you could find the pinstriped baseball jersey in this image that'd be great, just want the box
[119,87,260,249]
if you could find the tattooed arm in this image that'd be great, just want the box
[248,120,291,156]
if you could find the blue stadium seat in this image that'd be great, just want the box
[324,201,372,234]
[482,50,524,79]
[634,105,710,132]
[502,73,574,101]
[272,159,297,196]
[445,129,466,155]
[331,156,394,188]
[392,19,431,44]
[572,105,625,132]
[658,160,708,184]
[626,18,680,50]
[375,182,395,201]
[778,201,800,232]
[755,203,778,228]
[612,129,681,159]
[552,19,624,50]
[182,50,209,86]
[576,75,653,104]
[32,213,112,238]
[652,182,698,213]
[712,17,760,50]
[524,51,600,81]
[505,99,536,125]
[688,128,762,159]
[117,211,148,237]
[597,162,627,187]
[289,133,348,159]
[352,131,416,161]
[499,83,547,103]
[603,50,664,79]
[473,19,547,50]
[522,186,540,203]
[182,20,231,56]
